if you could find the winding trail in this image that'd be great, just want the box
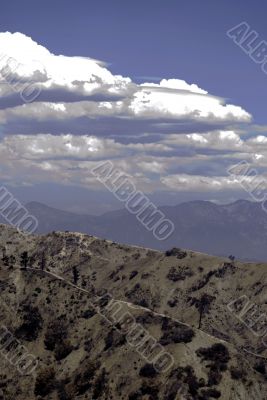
[25,267,231,344]
[7,265,267,365]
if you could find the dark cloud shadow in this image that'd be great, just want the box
[2,115,233,138]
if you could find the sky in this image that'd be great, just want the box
[1,0,267,214]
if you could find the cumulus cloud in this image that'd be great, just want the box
[0,32,131,104]
[129,82,249,122]
[0,130,266,193]
[0,134,125,161]
[0,31,264,197]
[0,32,251,137]
[161,174,238,191]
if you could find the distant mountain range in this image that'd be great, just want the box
[1,199,267,261]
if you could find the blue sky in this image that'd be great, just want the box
[1,0,267,213]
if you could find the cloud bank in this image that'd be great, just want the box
[0,32,250,136]
[0,32,262,197]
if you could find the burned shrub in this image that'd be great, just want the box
[104,329,126,351]
[140,382,159,399]
[138,299,149,307]
[74,361,98,395]
[57,381,73,400]
[55,340,73,361]
[230,366,247,380]
[93,368,108,399]
[44,320,73,361]
[253,360,266,375]
[129,270,138,280]
[139,363,158,378]
[128,391,141,400]
[132,252,141,260]
[15,305,43,341]
[196,343,230,364]
[167,366,200,398]
[191,270,215,292]
[34,367,56,397]
[191,264,235,292]
[125,283,150,308]
[196,343,229,388]
[141,273,151,279]
[163,381,183,400]
[200,388,221,399]
[97,292,111,308]
[167,266,193,282]
[81,309,96,319]
[207,366,222,386]
[84,339,92,353]
[136,313,162,326]
[167,298,178,308]
[44,320,67,351]
[165,248,187,259]
[160,318,194,345]
[214,263,235,278]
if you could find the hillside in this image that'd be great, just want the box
[0,224,266,399]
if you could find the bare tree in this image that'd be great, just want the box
[20,251,29,270]
[2,247,6,259]
[193,293,215,329]
[40,253,46,271]
[72,266,79,285]
[9,255,16,266]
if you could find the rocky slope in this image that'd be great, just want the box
[0,224,266,399]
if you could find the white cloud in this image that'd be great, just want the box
[0,32,130,98]
[140,78,208,94]
[161,174,243,191]
[187,133,208,143]
[0,130,266,193]
[163,130,244,150]
[0,31,251,136]
[128,84,250,121]
[0,134,125,160]
[0,31,264,196]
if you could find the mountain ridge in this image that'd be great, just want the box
[15,199,267,261]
